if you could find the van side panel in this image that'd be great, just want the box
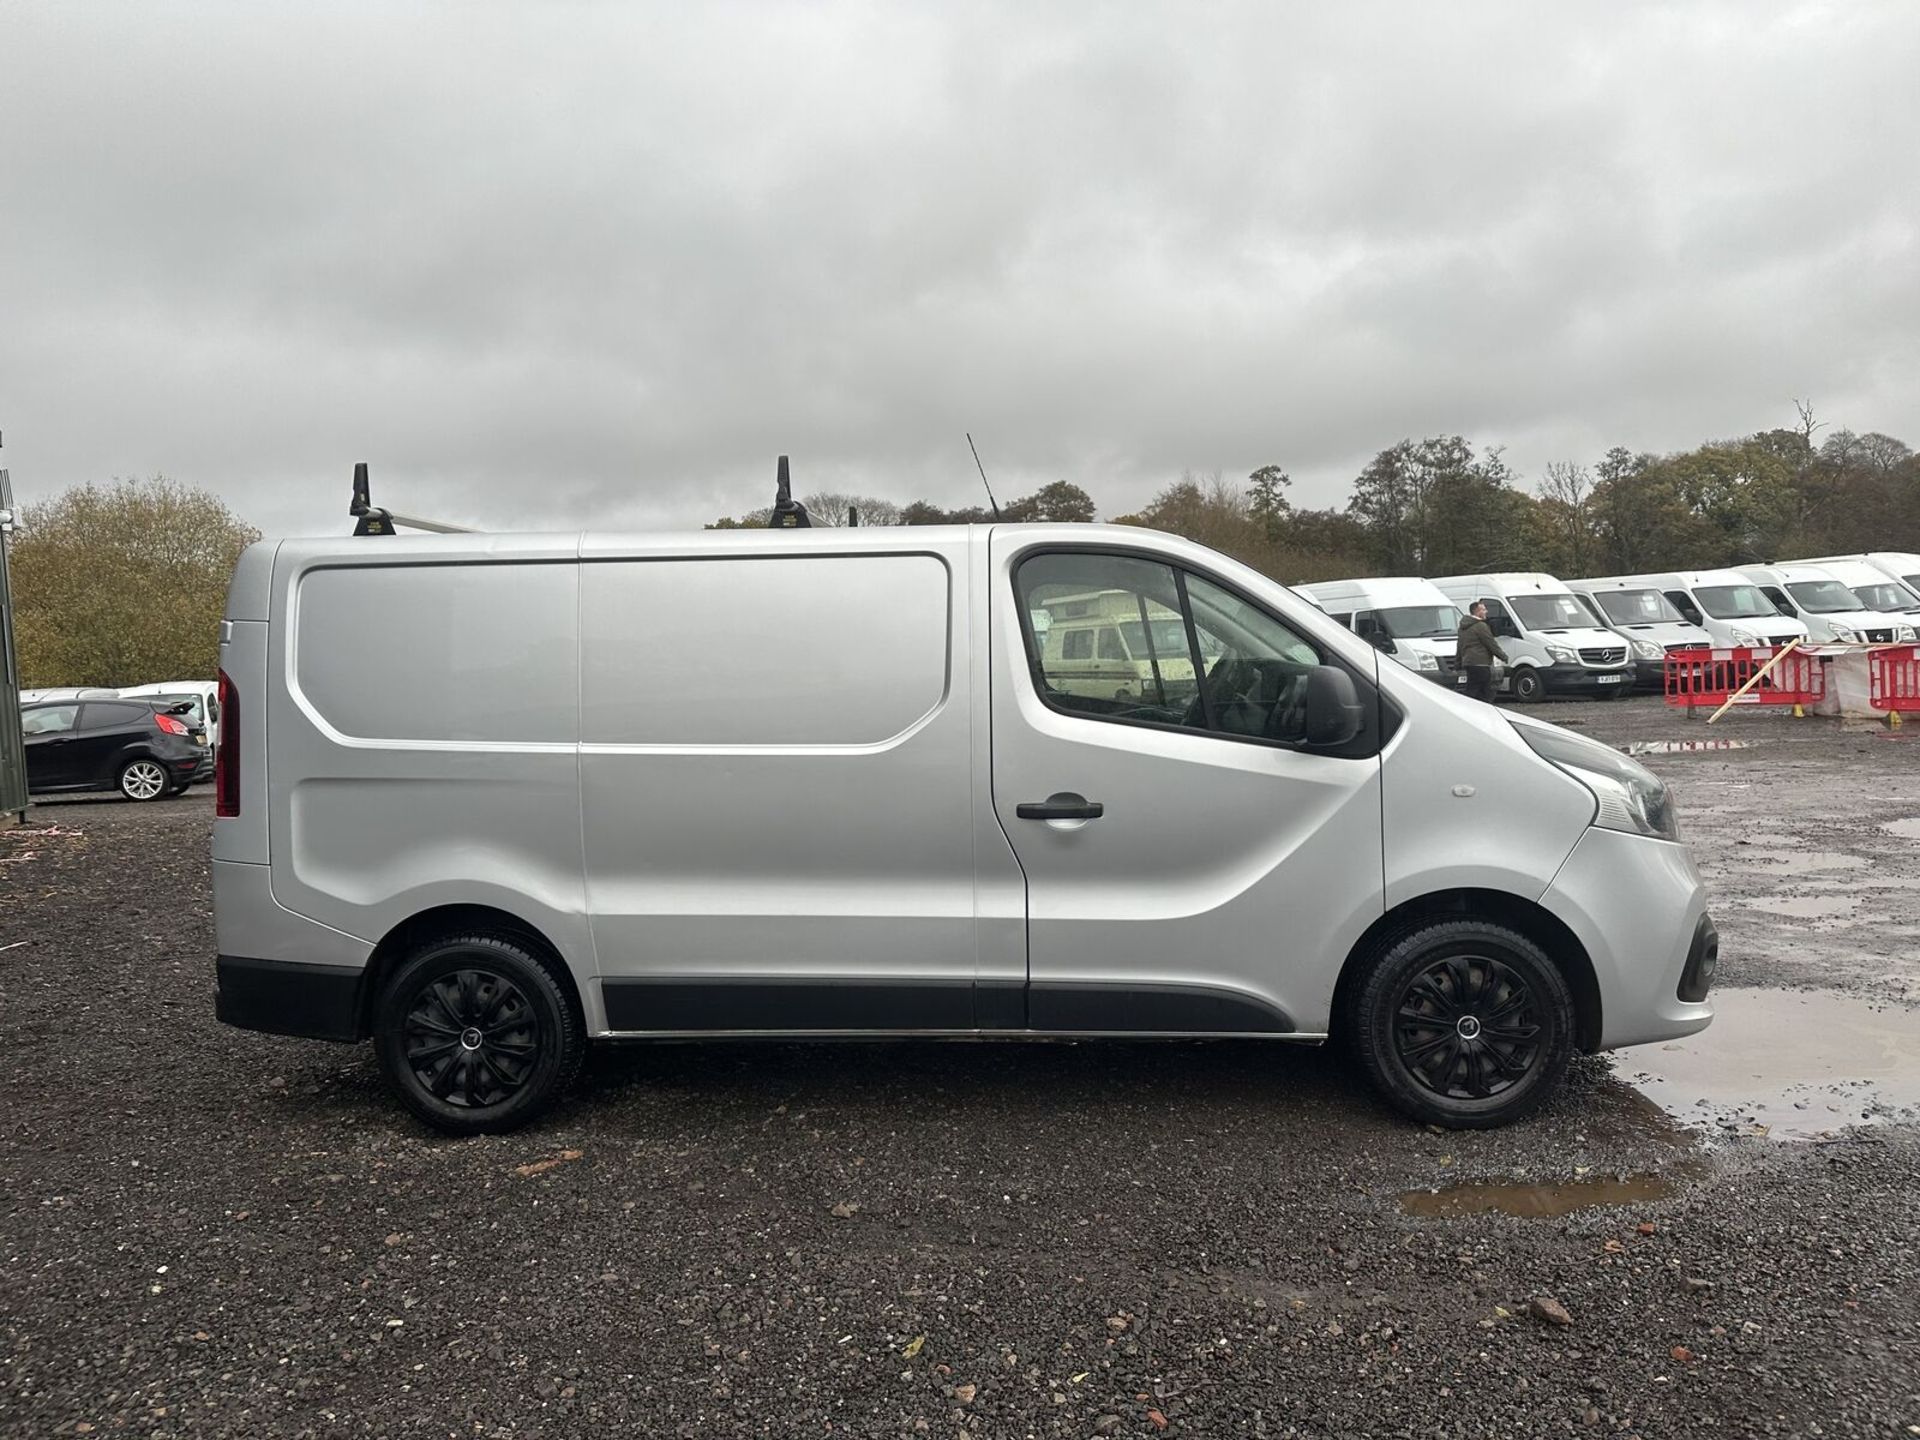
[578,544,980,1030]
[264,546,597,1024]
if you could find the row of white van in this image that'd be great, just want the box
[1298,552,1920,700]
[19,680,223,745]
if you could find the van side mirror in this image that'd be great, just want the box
[1370,633,1397,654]
[1304,665,1365,747]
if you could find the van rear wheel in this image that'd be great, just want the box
[1349,920,1573,1129]
[374,934,582,1135]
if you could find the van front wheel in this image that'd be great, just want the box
[374,934,582,1135]
[1350,921,1573,1129]
[1509,668,1545,703]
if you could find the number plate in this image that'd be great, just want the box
[1596,673,1626,684]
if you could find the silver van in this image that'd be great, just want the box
[214,523,1715,1133]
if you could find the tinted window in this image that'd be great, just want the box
[22,705,78,735]
[1015,552,1322,745]
[1664,590,1705,623]
[79,702,150,730]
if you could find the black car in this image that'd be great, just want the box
[20,699,209,801]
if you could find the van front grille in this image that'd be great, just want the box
[1865,628,1895,644]
[1768,635,1799,648]
[1579,647,1626,666]
[1664,641,1701,654]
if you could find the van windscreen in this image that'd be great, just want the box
[1693,585,1780,620]
[1592,588,1683,625]
[1784,580,1862,614]
[1845,580,1917,613]
[1376,605,1459,639]
[1508,593,1594,631]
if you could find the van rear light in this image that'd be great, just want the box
[154,712,190,736]
[215,668,239,818]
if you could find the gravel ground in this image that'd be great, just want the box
[3,700,1918,1439]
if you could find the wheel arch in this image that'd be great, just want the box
[1332,888,1602,1052]
[356,904,584,1040]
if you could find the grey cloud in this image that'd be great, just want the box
[2,1,1916,540]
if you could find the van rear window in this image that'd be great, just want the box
[581,554,949,746]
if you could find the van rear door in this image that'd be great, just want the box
[989,536,1386,1036]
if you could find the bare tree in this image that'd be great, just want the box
[801,493,904,527]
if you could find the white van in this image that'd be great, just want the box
[1784,555,1920,619]
[1296,577,1468,689]
[1589,570,1810,653]
[1565,580,1713,689]
[1428,573,1634,702]
[1734,565,1916,645]
[118,680,222,749]
[213,523,1715,1133]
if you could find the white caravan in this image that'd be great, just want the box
[213,519,1716,1135]
[1428,573,1634,703]
[1785,555,1920,619]
[1734,565,1916,645]
[1296,577,1467,689]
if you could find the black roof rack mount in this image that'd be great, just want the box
[349,462,476,536]
[768,455,812,529]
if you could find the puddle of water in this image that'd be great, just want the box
[1620,738,1753,755]
[1739,894,1861,920]
[1883,818,1920,841]
[1622,987,1920,1140]
[1401,1173,1673,1219]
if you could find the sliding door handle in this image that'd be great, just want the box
[1016,795,1105,821]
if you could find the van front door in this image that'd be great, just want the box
[989,541,1386,1036]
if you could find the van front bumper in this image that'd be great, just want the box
[1538,826,1713,1050]
[1542,664,1635,695]
[216,955,365,1042]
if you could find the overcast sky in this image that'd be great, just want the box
[3,1,1917,537]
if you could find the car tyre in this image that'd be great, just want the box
[1349,920,1574,1129]
[118,758,170,802]
[1510,668,1545,704]
[374,933,583,1136]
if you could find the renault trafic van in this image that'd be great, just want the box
[214,524,1715,1134]
[1734,565,1916,645]
[1297,577,1467,688]
[1565,580,1713,689]
[1589,571,1810,653]
[1429,573,1634,702]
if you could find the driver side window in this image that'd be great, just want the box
[1015,551,1323,746]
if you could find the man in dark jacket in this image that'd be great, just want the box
[1457,601,1508,703]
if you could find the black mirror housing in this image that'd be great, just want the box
[1304,665,1365,747]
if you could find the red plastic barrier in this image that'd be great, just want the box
[1663,646,1826,710]
[1869,645,1920,713]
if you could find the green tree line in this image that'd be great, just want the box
[8,477,259,687]
[710,411,1919,585]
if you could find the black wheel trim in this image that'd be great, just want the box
[402,967,542,1109]
[1391,953,1543,1101]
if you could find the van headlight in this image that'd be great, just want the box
[1831,626,1858,643]
[1900,625,1917,642]
[1546,644,1578,664]
[1630,638,1663,660]
[1415,651,1439,671]
[1509,719,1681,842]
[1729,628,1758,647]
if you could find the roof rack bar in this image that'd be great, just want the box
[349,462,475,536]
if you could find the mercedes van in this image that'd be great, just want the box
[1296,577,1468,688]
[1565,580,1713,690]
[214,524,1715,1134]
[1734,564,1916,645]
[1589,570,1810,653]
[1428,573,1634,702]
[1780,556,1920,621]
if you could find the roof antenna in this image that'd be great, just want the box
[769,455,813,528]
[966,433,1003,520]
